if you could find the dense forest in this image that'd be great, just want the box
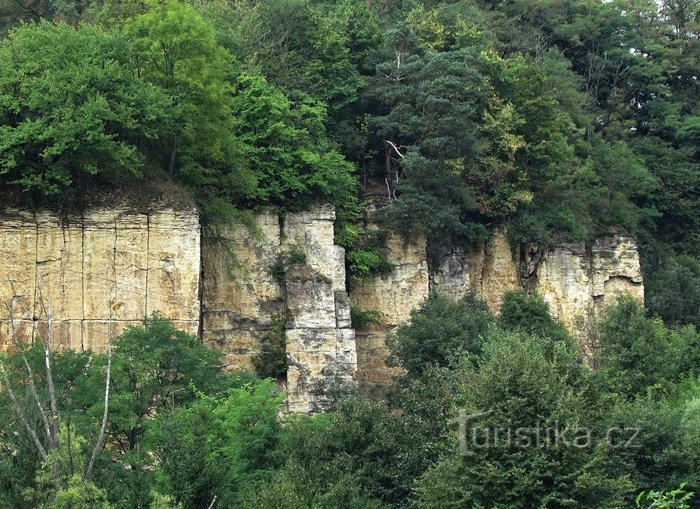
[0,0,699,507]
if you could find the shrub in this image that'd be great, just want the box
[252,315,288,379]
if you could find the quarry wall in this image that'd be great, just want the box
[0,204,644,409]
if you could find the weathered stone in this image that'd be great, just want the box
[282,204,346,292]
[0,201,645,411]
[285,265,337,329]
[335,291,352,329]
[285,327,355,413]
[591,236,644,300]
[350,232,429,326]
[201,212,285,371]
[480,229,521,312]
[532,236,644,355]
[202,205,357,412]
[350,232,429,392]
[432,229,520,313]
[0,206,201,352]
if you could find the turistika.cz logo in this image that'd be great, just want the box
[448,410,641,456]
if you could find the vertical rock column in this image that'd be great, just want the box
[201,212,284,370]
[201,205,357,413]
[282,205,356,413]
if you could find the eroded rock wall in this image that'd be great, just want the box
[201,205,356,413]
[431,229,521,313]
[0,202,645,408]
[0,207,201,353]
[535,236,644,356]
[349,232,429,392]
[352,229,644,388]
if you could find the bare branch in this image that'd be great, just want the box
[0,361,48,461]
[4,300,53,445]
[385,140,406,160]
[85,341,112,480]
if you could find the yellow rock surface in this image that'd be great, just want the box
[0,207,201,353]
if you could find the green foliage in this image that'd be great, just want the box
[238,397,428,508]
[0,316,249,509]
[269,248,307,282]
[595,296,700,399]
[387,293,494,376]
[210,0,363,112]
[2,1,700,507]
[372,46,498,260]
[49,474,112,509]
[125,0,234,175]
[0,21,170,199]
[231,73,358,211]
[350,307,383,329]
[5,294,700,509]
[75,315,224,457]
[149,378,283,508]
[637,483,695,509]
[647,255,700,330]
[346,247,393,284]
[335,208,393,285]
[18,427,110,509]
[252,315,287,379]
[500,290,572,347]
[416,329,630,509]
[600,394,700,500]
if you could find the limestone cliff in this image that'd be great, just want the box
[201,205,356,413]
[533,236,644,357]
[0,203,644,408]
[353,230,644,388]
[348,232,429,391]
[0,206,201,352]
[430,229,521,312]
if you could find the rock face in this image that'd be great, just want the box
[0,206,201,353]
[353,230,644,388]
[349,232,429,392]
[431,229,521,313]
[0,201,644,408]
[201,211,284,371]
[201,205,356,413]
[534,236,644,357]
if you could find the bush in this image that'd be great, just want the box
[252,315,288,379]
[637,483,695,509]
[350,307,383,329]
[387,293,494,376]
[595,296,697,399]
[270,248,307,282]
[500,289,572,349]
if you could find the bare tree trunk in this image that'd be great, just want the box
[85,340,112,480]
[0,362,48,461]
[37,281,60,451]
[4,302,53,445]
[2,274,114,482]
